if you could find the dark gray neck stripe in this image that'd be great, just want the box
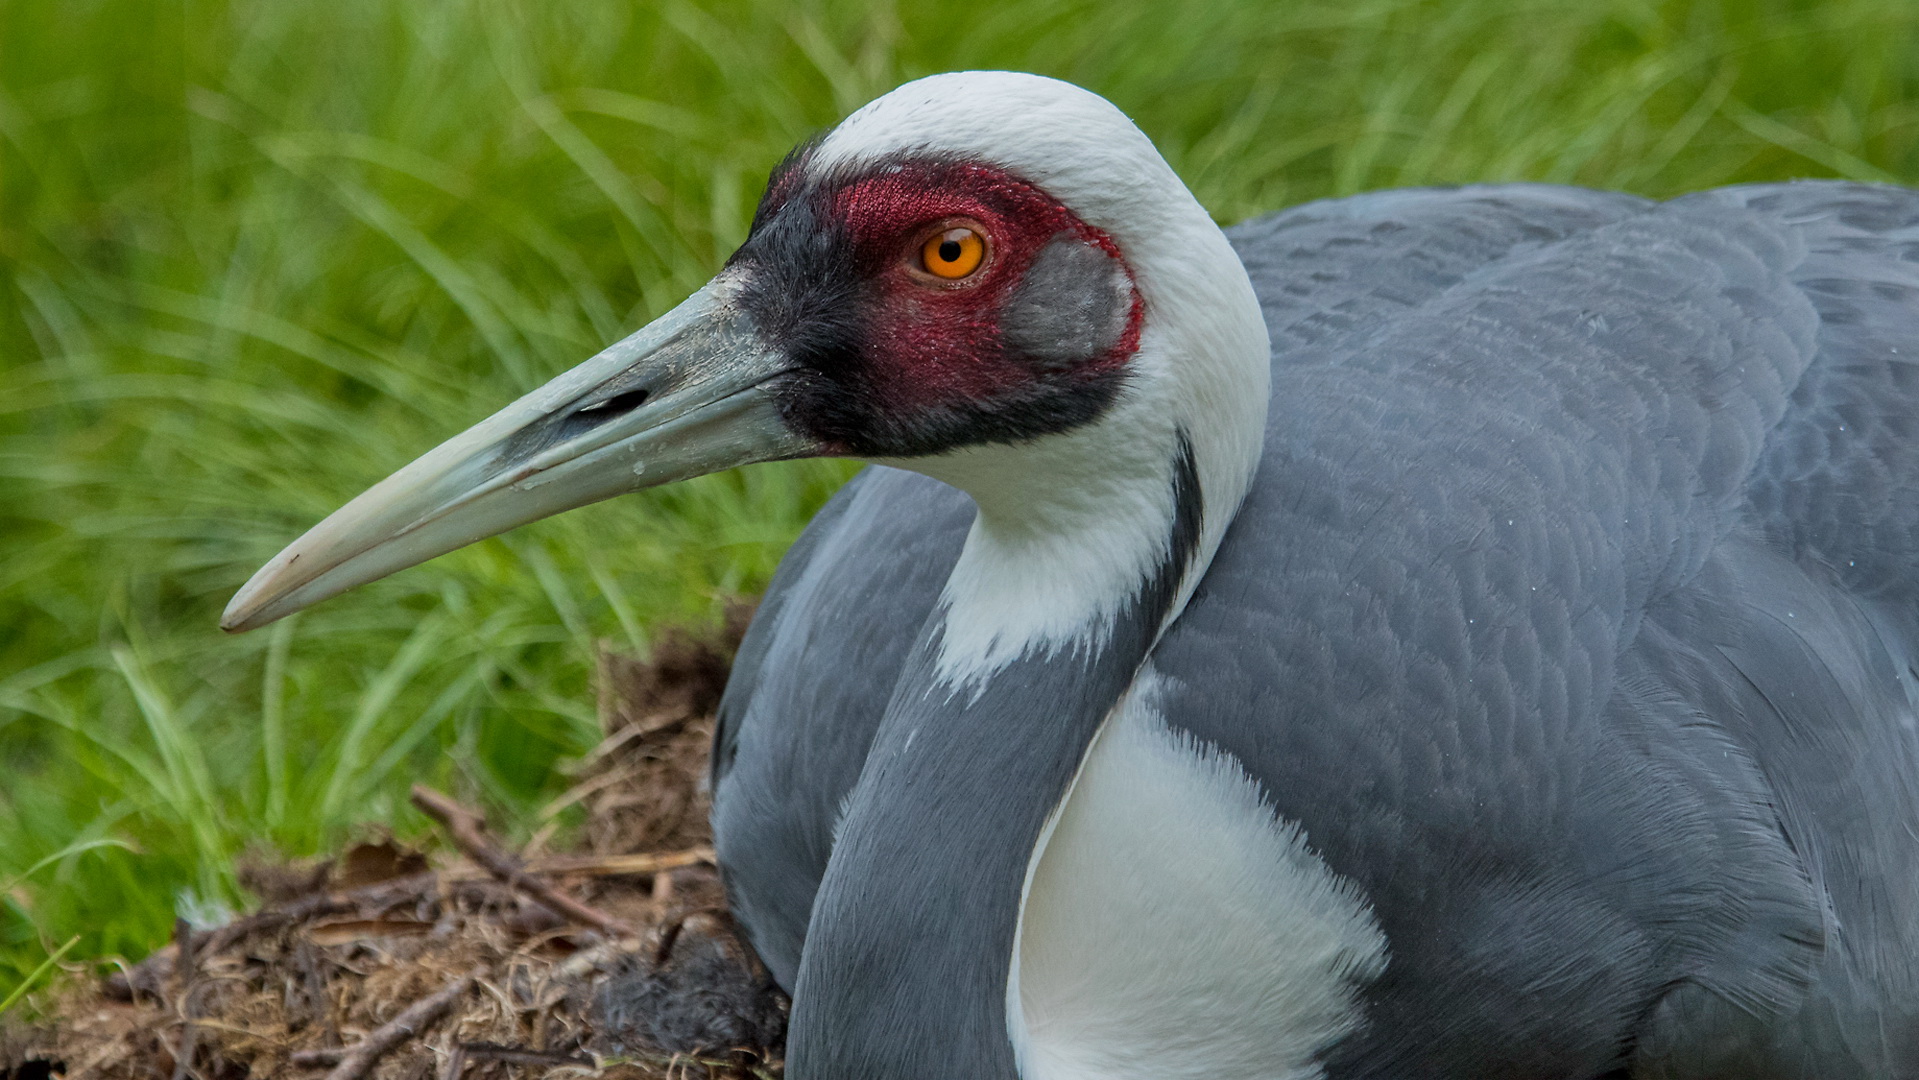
[786,430,1205,1080]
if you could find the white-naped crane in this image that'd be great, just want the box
[224,72,1919,1078]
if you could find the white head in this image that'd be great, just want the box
[784,72,1272,675]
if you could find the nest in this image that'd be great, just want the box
[2,609,785,1080]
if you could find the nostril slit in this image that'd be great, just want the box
[506,385,655,461]
[576,388,651,418]
[547,387,653,446]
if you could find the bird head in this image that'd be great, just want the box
[221,72,1266,633]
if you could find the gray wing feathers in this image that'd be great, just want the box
[1714,183,1919,606]
[1229,183,1653,354]
[1628,537,1919,1077]
[710,465,972,989]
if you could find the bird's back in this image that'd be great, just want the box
[711,180,1919,1077]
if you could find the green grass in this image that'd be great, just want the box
[2,0,1917,1000]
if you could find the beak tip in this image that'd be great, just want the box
[221,567,287,634]
[219,597,261,634]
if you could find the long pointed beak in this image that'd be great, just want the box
[221,274,812,633]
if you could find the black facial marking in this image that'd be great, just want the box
[728,186,877,451]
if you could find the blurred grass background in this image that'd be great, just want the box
[3,0,1917,999]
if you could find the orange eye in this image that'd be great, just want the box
[920,226,986,280]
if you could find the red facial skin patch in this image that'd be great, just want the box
[733,152,1149,458]
[828,161,1145,419]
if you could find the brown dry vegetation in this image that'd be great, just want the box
[1,614,783,1080]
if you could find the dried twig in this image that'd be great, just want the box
[602,1049,782,1080]
[294,1030,594,1072]
[411,785,638,938]
[461,1042,594,1066]
[440,847,713,882]
[308,974,475,1080]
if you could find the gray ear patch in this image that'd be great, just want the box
[1001,233,1131,370]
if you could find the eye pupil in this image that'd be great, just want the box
[939,240,962,262]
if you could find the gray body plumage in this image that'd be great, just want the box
[712,181,1919,1078]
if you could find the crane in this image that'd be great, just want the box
[225,72,1919,1078]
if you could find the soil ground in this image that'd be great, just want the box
[1,613,785,1080]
